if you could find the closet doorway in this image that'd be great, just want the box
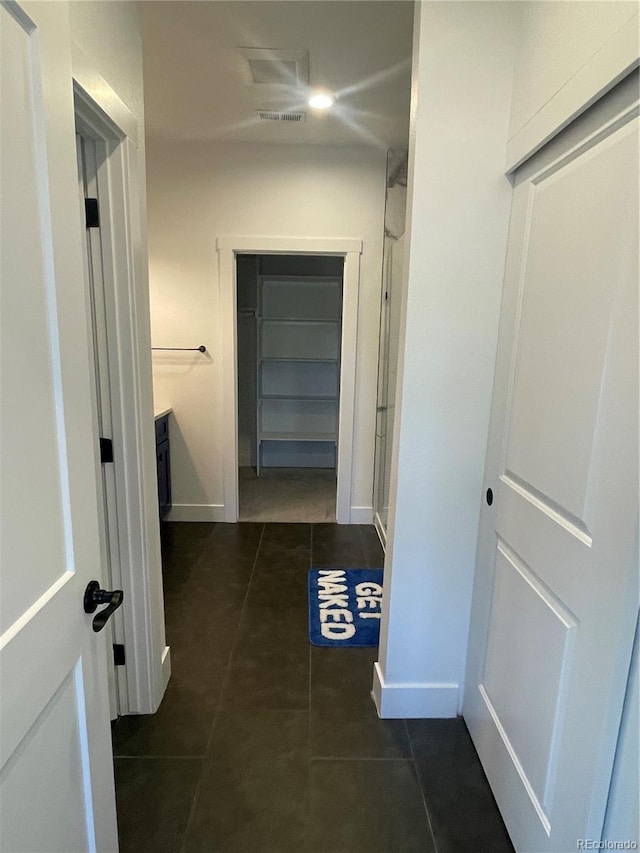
[236,254,344,521]
[218,235,361,524]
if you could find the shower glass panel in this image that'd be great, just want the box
[373,233,404,541]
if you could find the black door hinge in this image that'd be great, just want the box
[85,197,100,228]
[100,437,114,464]
[113,644,126,666]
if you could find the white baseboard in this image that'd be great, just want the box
[167,503,371,525]
[372,662,459,718]
[160,645,171,693]
[166,503,225,522]
[350,505,374,524]
[373,512,387,550]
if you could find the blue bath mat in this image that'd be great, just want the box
[308,568,383,647]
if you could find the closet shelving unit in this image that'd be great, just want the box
[256,275,342,473]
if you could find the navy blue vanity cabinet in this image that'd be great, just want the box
[155,413,172,518]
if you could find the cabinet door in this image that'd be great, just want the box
[156,439,171,517]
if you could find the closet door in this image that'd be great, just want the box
[464,90,639,850]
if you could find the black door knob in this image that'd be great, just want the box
[486,488,493,506]
[84,580,124,633]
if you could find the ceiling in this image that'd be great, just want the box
[140,1,414,148]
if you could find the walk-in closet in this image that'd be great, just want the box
[236,254,344,521]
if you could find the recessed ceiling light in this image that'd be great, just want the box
[308,92,334,109]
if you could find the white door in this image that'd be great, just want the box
[0,2,119,851]
[76,131,127,720]
[464,88,639,852]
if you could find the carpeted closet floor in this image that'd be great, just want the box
[238,467,336,522]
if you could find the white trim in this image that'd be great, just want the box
[217,235,362,255]
[373,511,387,550]
[76,131,125,720]
[218,244,240,522]
[335,251,360,524]
[160,646,171,694]
[73,81,166,716]
[372,662,459,719]
[217,235,363,525]
[167,503,226,523]
[71,45,138,145]
[349,506,374,525]
[506,12,639,172]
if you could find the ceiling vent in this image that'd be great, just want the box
[258,110,306,123]
[250,59,298,85]
[239,48,309,88]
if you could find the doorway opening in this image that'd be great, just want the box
[236,254,344,522]
[217,236,362,524]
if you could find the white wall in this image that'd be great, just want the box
[69,1,144,120]
[69,2,167,711]
[375,1,519,718]
[69,1,149,326]
[507,1,639,168]
[376,0,639,722]
[147,141,387,521]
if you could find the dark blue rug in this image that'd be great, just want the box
[308,568,383,647]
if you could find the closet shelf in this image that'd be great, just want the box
[257,274,342,474]
[260,356,338,364]
[260,317,340,325]
[260,431,338,443]
[259,394,337,402]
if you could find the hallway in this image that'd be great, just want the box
[112,522,513,852]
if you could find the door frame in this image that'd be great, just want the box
[217,236,362,523]
[75,130,124,719]
[73,59,169,714]
[372,235,393,550]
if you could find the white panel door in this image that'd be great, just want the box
[0,2,119,851]
[464,94,639,852]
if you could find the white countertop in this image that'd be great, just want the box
[154,406,172,420]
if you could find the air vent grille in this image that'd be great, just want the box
[249,59,298,85]
[258,111,306,123]
[239,48,309,87]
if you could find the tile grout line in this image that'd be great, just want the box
[310,756,418,762]
[115,754,205,760]
[405,718,440,853]
[214,522,267,690]
[356,523,369,569]
[178,522,266,853]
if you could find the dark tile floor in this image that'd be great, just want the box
[112,522,514,853]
